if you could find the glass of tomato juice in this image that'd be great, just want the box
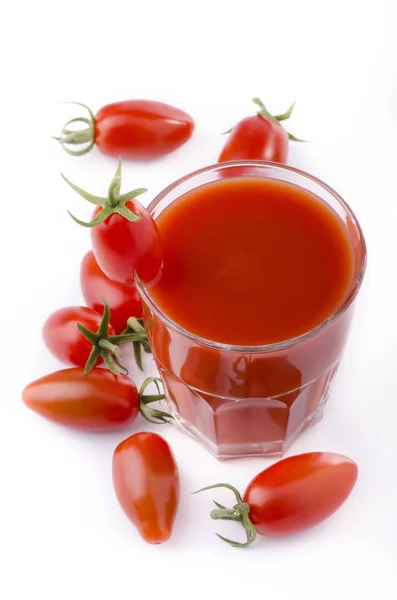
[136,162,366,459]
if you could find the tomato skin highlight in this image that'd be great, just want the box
[22,368,140,430]
[95,100,195,159]
[218,115,289,164]
[113,432,180,544]
[80,250,143,333]
[243,452,358,536]
[42,306,115,368]
[90,200,163,286]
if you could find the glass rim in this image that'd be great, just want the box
[136,160,367,354]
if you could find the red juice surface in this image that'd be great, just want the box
[150,177,355,345]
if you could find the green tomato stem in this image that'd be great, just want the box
[139,377,172,424]
[77,299,142,376]
[194,483,257,548]
[56,103,96,156]
[252,97,306,142]
[62,159,146,227]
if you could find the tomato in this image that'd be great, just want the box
[90,198,162,285]
[219,115,288,163]
[95,100,195,159]
[218,98,302,164]
[64,161,163,285]
[243,452,358,537]
[41,300,146,375]
[197,452,358,548]
[22,368,140,431]
[112,432,180,544]
[80,250,143,333]
[42,306,114,368]
[22,369,170,430]
[57,100,195,159]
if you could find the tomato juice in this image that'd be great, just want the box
[138,163,366,458]
[150,177,354,345]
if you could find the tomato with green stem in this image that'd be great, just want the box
[42,301,148,375]
[63,160,163,285]
[113,432,180,544]
[218,98,304,164]
[196,452,358,548]
[56,100,195,159]
[79,252,150,370]
[23,369,171,430]
[43,305,114,371]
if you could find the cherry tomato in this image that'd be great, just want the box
[57,100,195,159]
[80,251,143,333]
[113,432,180,544]
[42,306,115,368]
[90,198,162,285]
[219,97,302,164]
[22,368,140,431]
[244,452,358,536]
[219,115,288,163]
[64,161,163,285]
[199,452,358,547]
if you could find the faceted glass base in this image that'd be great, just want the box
[159,363,339,459]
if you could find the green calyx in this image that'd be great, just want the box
[252,97,306,142]
[79,299,149,376]
[62,159,147,228]
[55,102,96,156]
[139,377,172,424]
[123,317,152,372]
[194,483,257,548]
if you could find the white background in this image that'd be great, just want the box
[1,1,396,599]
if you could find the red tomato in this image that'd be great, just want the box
[42,306,115,368]
[113,432,180,544]
[64,161,163,285]
[218,98,302,164]
[244,452,358,537]
[95,100,195,159]
[22,368,140,430]
[199,452,358,547]
[90,198,163,285]
[219,115,288,163]
[80,250,143,333]
[57,100,195,159]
